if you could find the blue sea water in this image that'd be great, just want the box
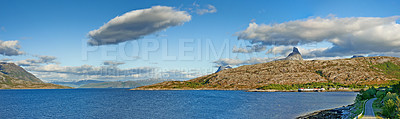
[0,89,357,119]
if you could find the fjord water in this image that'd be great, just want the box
[0,89,356,119]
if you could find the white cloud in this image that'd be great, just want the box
[233,44,266,53]
[27,63,203,82]
[214,57,281,67]
[196,4,217,15]
[237,16,400,57]
[266,46,293,56]
[103,61,125,66]
[0,40,24,56]
[27,64,155,77]
[14,55,57,66]
[88,6,191,46]
[0,58,12,62]
[159,70,203,79]
[266,46,328,58]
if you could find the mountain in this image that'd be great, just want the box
[0,62,43,83]
[285,47,303,60]
[79,78,175,88]
[0,62,71,89]
[133,56,400,90]
[351,55,364,58]
[215,66,232,73]
[51,80,105,87]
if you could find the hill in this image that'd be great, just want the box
[51,80,105,87]
[0,62,43,83]
[0,62,71,89]
[79,79,175,88]
[133,56,400,90]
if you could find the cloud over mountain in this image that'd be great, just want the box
[213,57,281,67]
[103,61,125,66]
[88,6,191,46]
[12,56,199,82]
[15,55,57,66]
[0,40,24,56]
[233,44,266,53]
[0,58,12,62]
[237,16,400,57]
[27,64,155,77]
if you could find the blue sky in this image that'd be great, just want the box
[1,0,400,82]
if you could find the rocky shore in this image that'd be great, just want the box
[246,89,361,92]
[297,104,356,119]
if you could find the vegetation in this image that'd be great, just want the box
[358,87,377,100]
[358,82,400,118]
[372,61,400,79]
[0,62,70,89]
[315,70,325,77]
[258,82,369,90]
[136,56,400,90]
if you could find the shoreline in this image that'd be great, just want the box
[296,104,355,119]
[131,88,362,92]
[247,89,361,92]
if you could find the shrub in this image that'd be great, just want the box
[383,99,396,118]
[376,90,386,100]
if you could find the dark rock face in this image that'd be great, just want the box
[297,104,355,119]
[351,55,364,58]
[215,66,232,73]
[285,47,303,60]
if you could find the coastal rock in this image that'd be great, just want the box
[297,104,355,119]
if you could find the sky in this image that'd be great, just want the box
[1,0,400,82]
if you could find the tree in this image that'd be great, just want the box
[383,99,395,118]
[393,83,400,94]
[396,96,400,118]
[376,90,386,100]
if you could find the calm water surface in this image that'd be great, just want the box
[0,89,357,119]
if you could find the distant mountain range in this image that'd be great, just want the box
[0,62,70,89]
[52,78,176,88]
[51,80,105,87]
[133,56,400,90]
[78,79,175,88]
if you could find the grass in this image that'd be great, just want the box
[372,61,400,79]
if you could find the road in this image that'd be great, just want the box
[362,98,377,119]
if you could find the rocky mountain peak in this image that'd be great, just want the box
[285,47,303,60]
[215,65,232,73]
[292,47,301,55]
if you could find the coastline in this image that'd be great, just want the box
[131,88,362,92]
[247,89,361,92]
[296,104,355,119]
